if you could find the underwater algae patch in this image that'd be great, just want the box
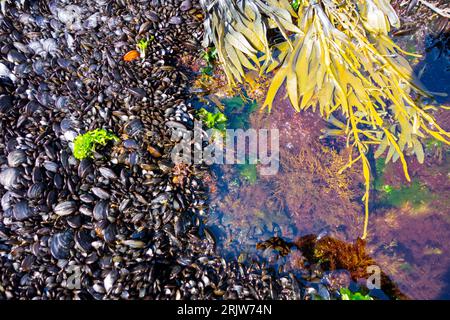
[200,0,450,239]
[365,140,450,299]
[252,135,450,299]
[367,204,450,299]
[295,235,408,299]
[256,234,407,299]
[271,142,364,240]
[247,100,365,241]
[200,91,369,254]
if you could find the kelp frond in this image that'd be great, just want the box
[201,0,450,239]
[200,0,300,86]
[356,0,400,34]
[261,0,450,238]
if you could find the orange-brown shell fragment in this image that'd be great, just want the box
[123,50,139,62]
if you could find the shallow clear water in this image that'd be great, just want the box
[197,32,450,299]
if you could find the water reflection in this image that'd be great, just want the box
[415,32,450,104]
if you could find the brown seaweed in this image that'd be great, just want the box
[293,235,408,300]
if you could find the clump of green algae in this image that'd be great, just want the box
[340,288,373,300]
[237,164,258,184]
[197,108,227,132]
[374,158,434,208]
[196,95,260,184]
[73,129,119,160]
[221,95,258,130]
[200,47,218,76]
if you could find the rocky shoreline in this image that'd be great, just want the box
[1,0,448,300]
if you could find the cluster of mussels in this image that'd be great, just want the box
[0,0,304,299]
